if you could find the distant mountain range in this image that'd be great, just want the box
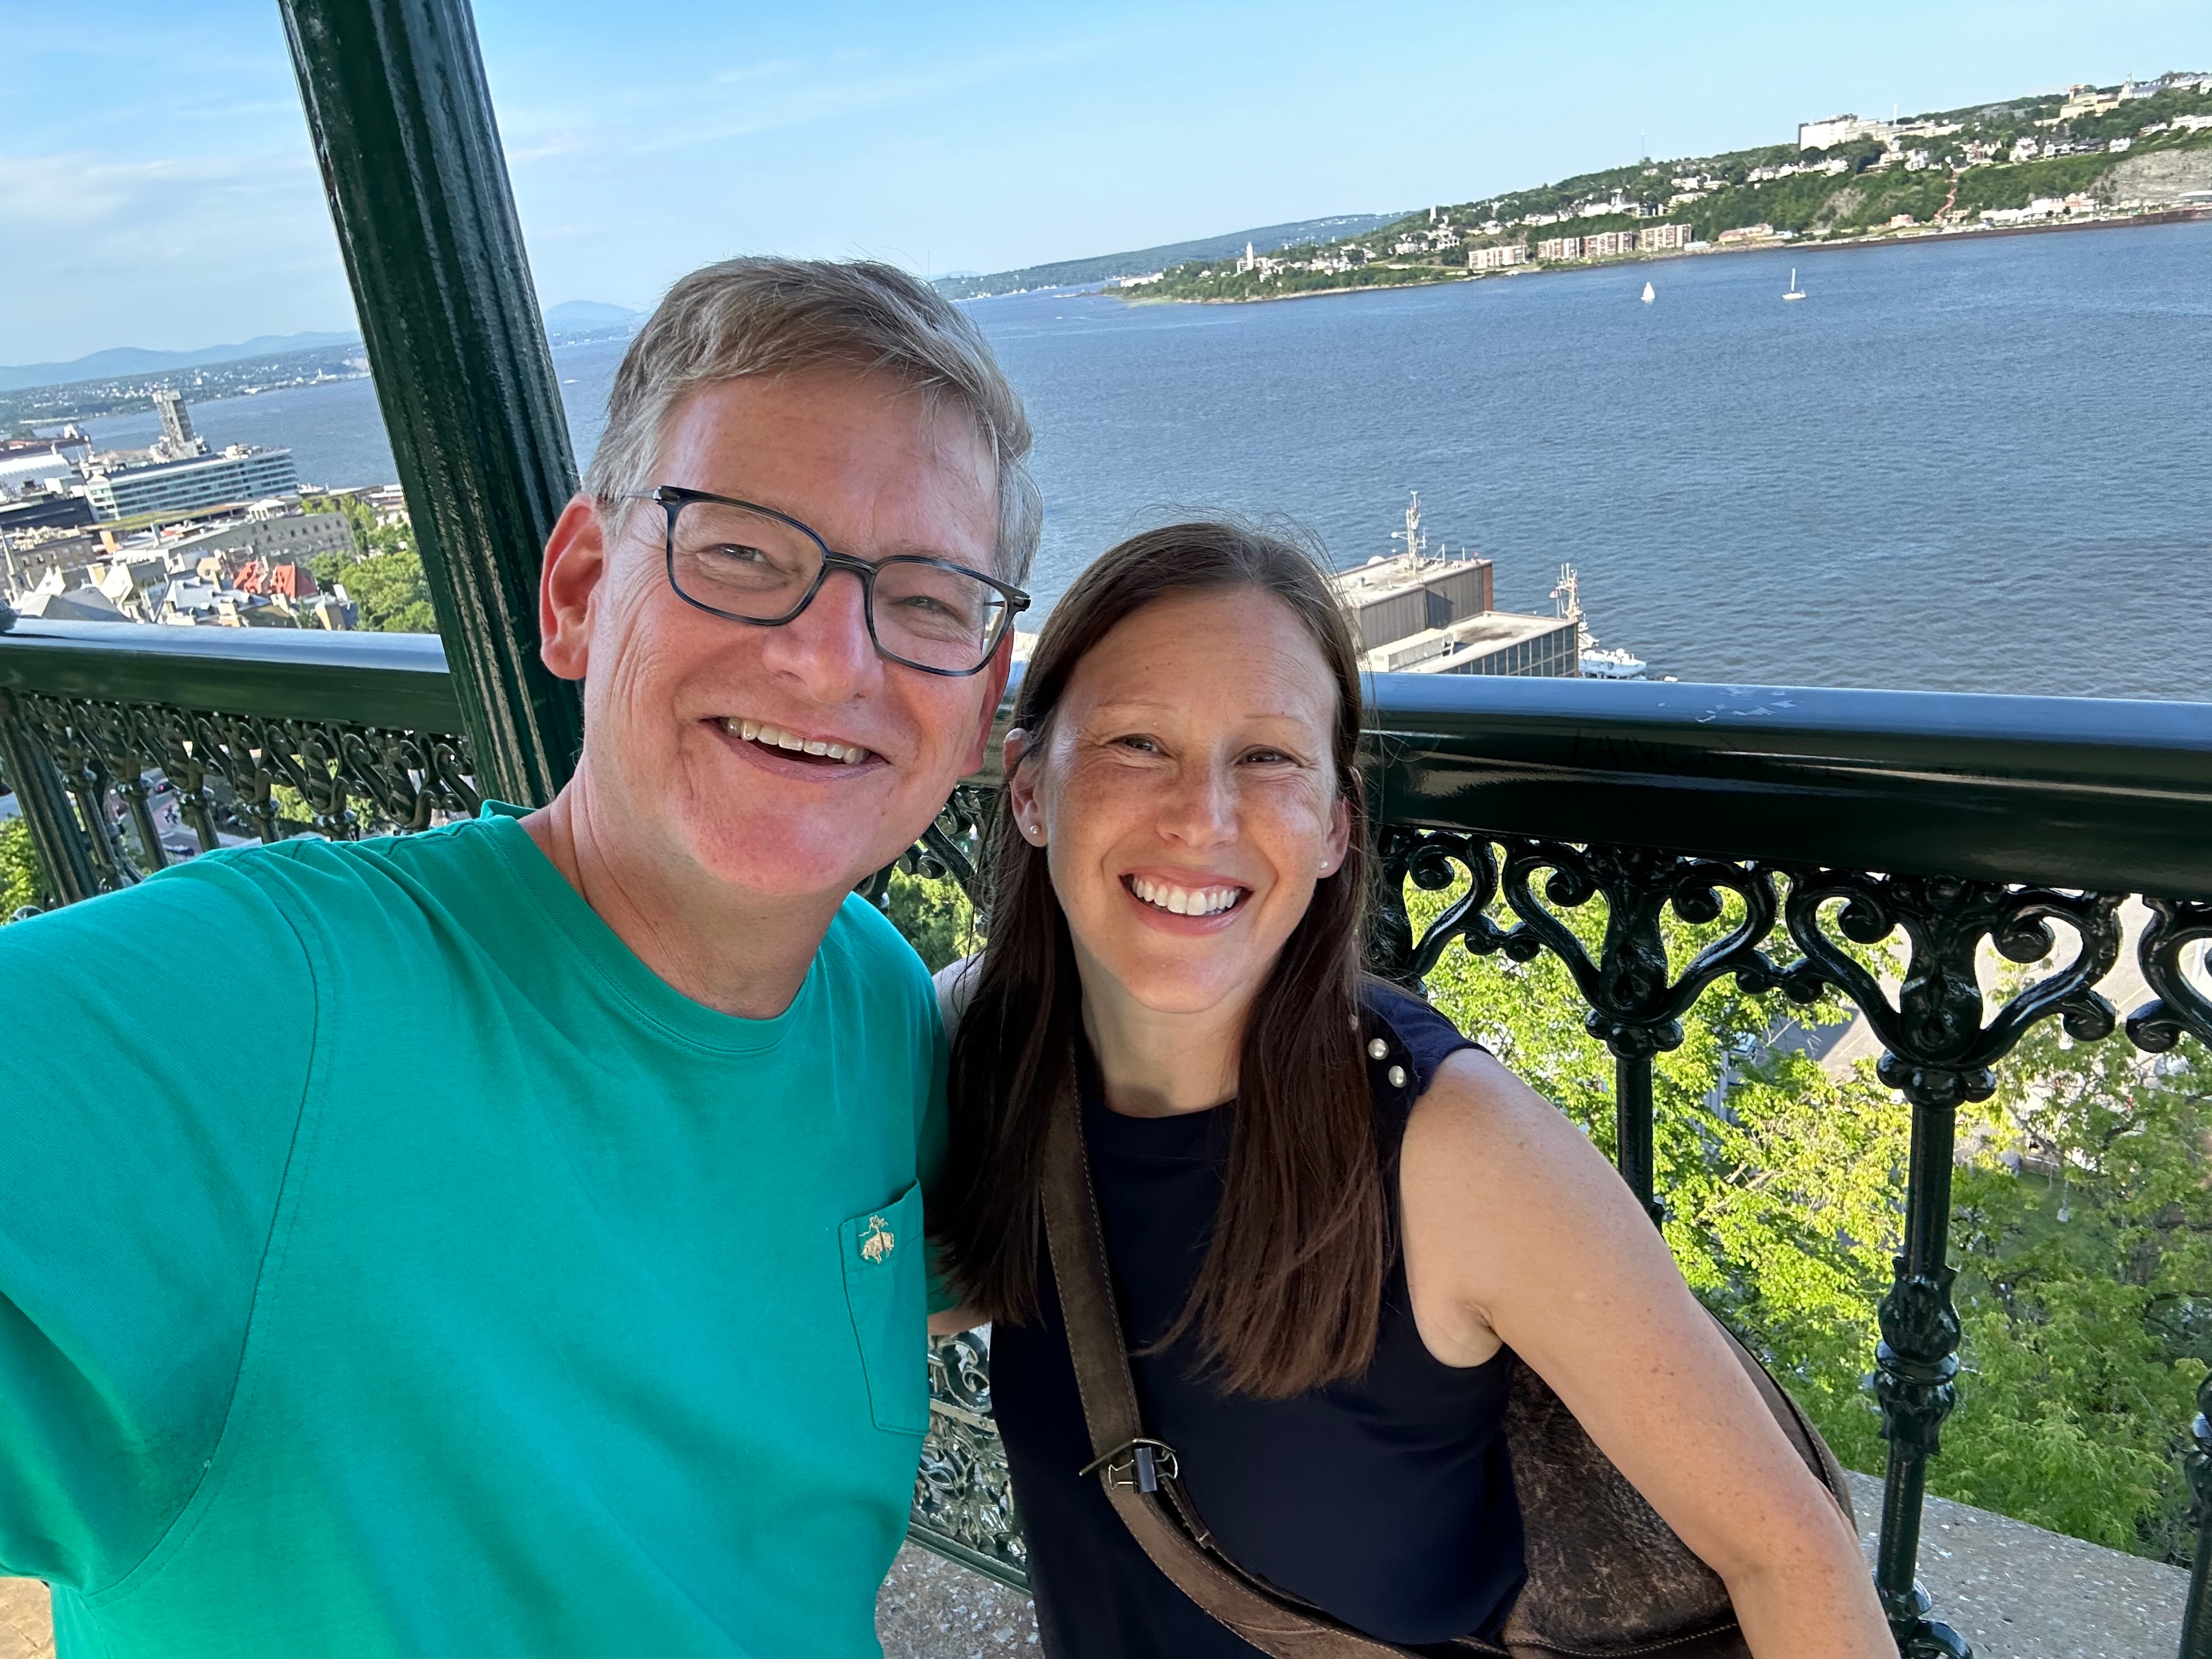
[929,215,1407,300]
[542,300,640,335]
[2,302,645,397]
[0,332,363,393]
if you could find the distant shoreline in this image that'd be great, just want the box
[1119,204,2212,307]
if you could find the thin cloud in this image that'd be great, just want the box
[0,146,350,362]
[712,58,805,85]
[497,33,1125,164]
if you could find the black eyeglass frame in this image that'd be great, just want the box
[626,484,1030,679]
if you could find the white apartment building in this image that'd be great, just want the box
[84,446,300,520]
[1799,113,1892,149]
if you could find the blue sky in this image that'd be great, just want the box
[5,0,2209,365]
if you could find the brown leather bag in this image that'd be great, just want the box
[1038,1063,1857,1659]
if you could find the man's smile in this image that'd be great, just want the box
[715,715,880,767]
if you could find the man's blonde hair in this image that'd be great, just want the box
[583,257,1042,582]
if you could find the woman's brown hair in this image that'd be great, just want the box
[929,521,1384,1399]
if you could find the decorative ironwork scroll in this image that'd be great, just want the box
[1374,831,2198,1658]
[910,1329,1027,1590]
[901,783,995,908]
[860,782,998,936]
[2129,898,2212,1056]
[1376,827,1782,1224]
[1,691,482,891]
[1777,873,2120,1659]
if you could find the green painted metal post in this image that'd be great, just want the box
[2178,1376,2212,1659]
[1613,1052,1662,1228]
[278,0,585,808]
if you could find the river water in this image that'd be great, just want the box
[75,221,2212,700]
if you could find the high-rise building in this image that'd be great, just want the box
[151,389,207,460]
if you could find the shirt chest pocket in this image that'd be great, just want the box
[839,1182,931,1437]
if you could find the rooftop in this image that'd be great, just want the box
[1359,609,1572,674]
[1327,549,1488,609]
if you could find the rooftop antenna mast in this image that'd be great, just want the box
[1551,562,1581,622]
[1391,490,1427,565]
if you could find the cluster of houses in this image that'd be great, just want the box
[0,389,416,630]
[0,487,404,630]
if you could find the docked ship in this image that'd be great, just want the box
[1550,562,1648,680]
[1327,495,1638,680]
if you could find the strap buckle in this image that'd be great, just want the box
[1078,1437,1181,1494]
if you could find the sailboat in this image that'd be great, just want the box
[1783,267,1806,301]
[1641,281,1656,304]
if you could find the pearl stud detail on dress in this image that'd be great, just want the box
[1367,1037,1389,1060]
[1387,1065,1408,1089]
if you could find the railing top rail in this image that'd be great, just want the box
[3,626,2206,896]
[0,620,463,732]
[1368,673,2212,899]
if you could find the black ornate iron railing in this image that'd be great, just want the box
[3,621,2209,1653]
[0,621,476,904]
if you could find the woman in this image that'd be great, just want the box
[927,523,1888,1658]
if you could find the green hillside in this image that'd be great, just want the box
[929,214,1404,300]
[1142,75,2212,303]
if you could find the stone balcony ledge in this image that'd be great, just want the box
[873,1471,2191,1659]
[0,1471,2190,1658]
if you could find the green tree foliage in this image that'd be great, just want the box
[1411,882,2212,1561]
[1955,151,2133,214]
[319,549,439,634]
[0,817,47,918]
[1945,1007,2212,1559]
[305,492,440,634]
[879,869,978,975]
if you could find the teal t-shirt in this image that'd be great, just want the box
[0,809,946,1658]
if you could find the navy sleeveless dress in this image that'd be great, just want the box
[990,984,1527,1657]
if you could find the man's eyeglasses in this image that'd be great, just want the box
[626,485,1029,677]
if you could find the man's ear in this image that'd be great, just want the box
[958,630,1017,778]
[540,493,608,682]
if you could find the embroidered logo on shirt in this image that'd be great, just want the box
[859,1214,896,1263]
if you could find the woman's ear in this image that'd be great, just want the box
[1003,728,1046,846]
[1320,793,1352,876]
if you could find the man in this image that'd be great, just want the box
[0,258,1038,1658]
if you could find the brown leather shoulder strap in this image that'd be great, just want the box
[1038,1059,1417,1659]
